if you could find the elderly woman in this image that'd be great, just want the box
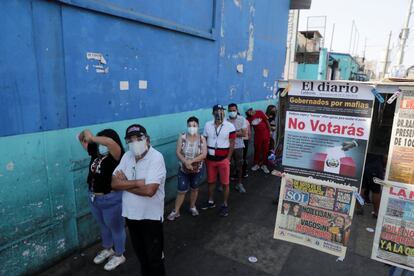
[167,116,207,220]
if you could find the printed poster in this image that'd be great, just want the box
[282,80,374,188]
[372,88,414,271]
[386,88,414,184]
[274,174,357,258]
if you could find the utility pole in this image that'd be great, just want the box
[349,20,355,53]
[395,0,413,66]
[329,23,335,51]
[382,31,392,79]
[363,37,367,59]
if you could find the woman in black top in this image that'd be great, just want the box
[78,128,126,271]
[266,105,277,152]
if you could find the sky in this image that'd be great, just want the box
[298,0,414,70]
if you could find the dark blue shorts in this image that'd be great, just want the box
[177,168,204,192]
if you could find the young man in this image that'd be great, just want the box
[201,104,236,217]
[112,124,166,276]
[246,108,271,174]
[227,103,248,193]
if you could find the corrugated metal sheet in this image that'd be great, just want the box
[0,0,290,274]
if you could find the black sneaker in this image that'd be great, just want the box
[201,201,216,210]
[219,205,229,217]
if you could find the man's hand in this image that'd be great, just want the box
[115,170,127,181]
[341,141,357,151]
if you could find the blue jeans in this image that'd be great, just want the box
[89,191,126,255]
[177,168,204,192]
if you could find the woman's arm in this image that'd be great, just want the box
[176,135,193,170]
[82,129,122,161]
[191,136,207,163]
[176,135,187,163]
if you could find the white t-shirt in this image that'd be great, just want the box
[203,120,236,161]
[227,115,247,149]
[113,147,166,221]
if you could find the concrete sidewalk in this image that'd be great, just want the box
[38,172,389,276]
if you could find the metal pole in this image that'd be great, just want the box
[356,31,360,56]
[396,0,413,66]
[363,37,367,59]
[329,23,335,51]
[349,20,354,53]
[352,28,358,56]
[382,31,392,79]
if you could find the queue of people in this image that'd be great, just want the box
[77,103,278,274]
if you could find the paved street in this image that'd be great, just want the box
[39,172,389,276]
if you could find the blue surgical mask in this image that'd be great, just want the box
[98,145,108,155]
[228,111,237,119]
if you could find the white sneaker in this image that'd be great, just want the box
[93,248,114,264]
[167,210,180,221]
[104,255,126,271]
[261,165,270,174]
[189,207,199,216]
[235,183,247,193]
[251,164,260,171]
[271,169,282,176]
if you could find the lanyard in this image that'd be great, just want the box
[214,124,223,149]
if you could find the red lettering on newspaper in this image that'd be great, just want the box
[389,187,414,200]
[296,224,332,240]
[301,212,330,226]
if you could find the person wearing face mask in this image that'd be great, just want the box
[201,104,236,217]
[246,108,272,174]
[111,124,167,276]
[167,116,207,221]
[266,104,277,152]
[227,103,248,193]
[78,128,126,271]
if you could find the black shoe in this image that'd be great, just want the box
[219,205,229,217]
[201,201,216,210]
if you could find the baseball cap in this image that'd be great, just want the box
[125,124,147,139]
[212,104,224,112]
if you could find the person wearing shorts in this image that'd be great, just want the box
[201,104,236,217]
[167,116,207,221]
[227,103,248,193]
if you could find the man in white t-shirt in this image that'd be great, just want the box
[201,104,236,217]
[227,103,248,193]
[112,124,166,276]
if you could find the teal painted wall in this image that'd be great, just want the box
[329,53,360,80]
[0,100,271,275]
[297,54,360,81]
[296,64,319,80]
[0,0,288,274]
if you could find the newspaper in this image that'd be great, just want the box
[282,80,374,188]
[274,174,357,258]
[372,88,414,271]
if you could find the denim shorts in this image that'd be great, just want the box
[177,168,204,192]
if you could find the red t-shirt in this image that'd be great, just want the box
[248,110,270,135]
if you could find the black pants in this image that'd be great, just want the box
[242,139,249,176]
[126,219,165,276]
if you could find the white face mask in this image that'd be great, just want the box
[187,126,198,135]
[98,145,108,155]
[129,139,148,156]
[228,111,237,119]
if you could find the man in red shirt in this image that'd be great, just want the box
[246,108,271,174]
